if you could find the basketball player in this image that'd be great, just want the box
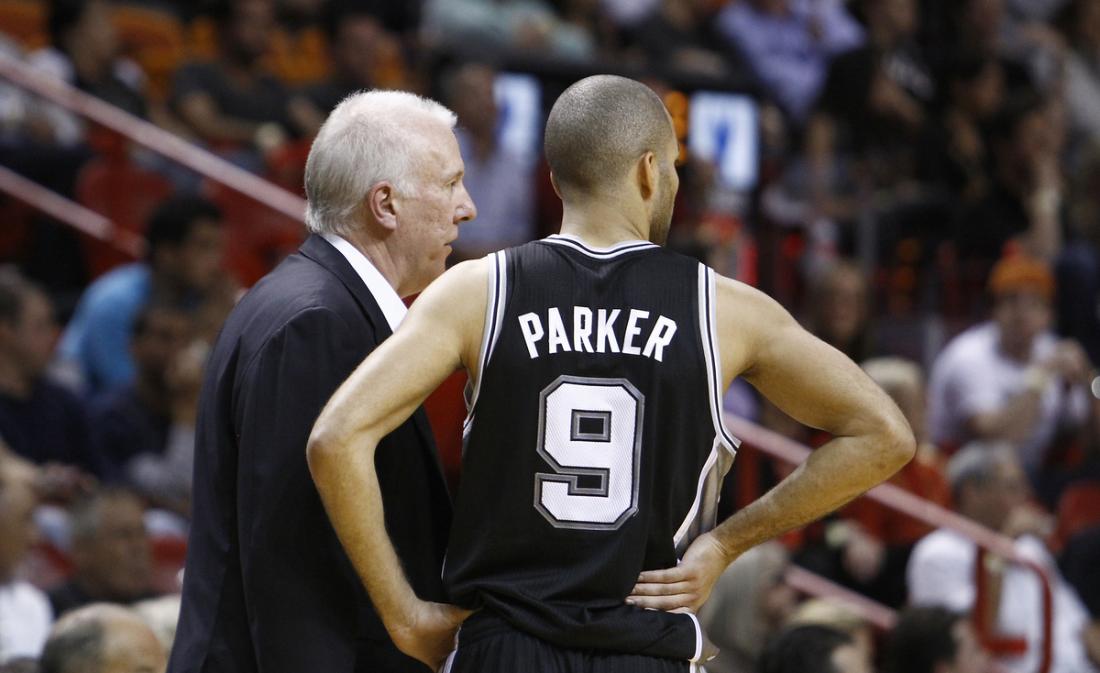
[308,75,915,673]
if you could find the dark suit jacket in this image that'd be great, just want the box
[168,235,452,673]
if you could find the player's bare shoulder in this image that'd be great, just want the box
[406,255,494,371]
[711,272,800,385]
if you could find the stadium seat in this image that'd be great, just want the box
[1053,480,1100,550]
[111,5,186,103]
[0,0,46,50]
[203,181,304,287]
[75,150,172,276]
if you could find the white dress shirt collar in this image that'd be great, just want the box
[321,233,407,332]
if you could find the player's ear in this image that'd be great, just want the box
[366,181,398,232]
[637,151,658,201]
[549,172,563,199]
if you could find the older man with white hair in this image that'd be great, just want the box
[907,442,1100,673]
[167,91,476,673]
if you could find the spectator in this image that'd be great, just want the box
[760,623,870,673]
[0,455,52,664]
[805,260,873,363]
[926,255,1093,484]
[1061,522,1100,624]
[423,0,595,59]
[442,62,536,260]
[171,0,307,166]
[57,196,229,396]
[715,0,865,124]
[48,489,154,618]
[0,271,100,478]
[624,0,744,79]
[805,0,933,225]
[295,10,404,131]
[918,52,1005,208]
[39,604,166,673]
[699,541,799,673]
[907,442,1100,673]
[26,0,149,147]
[953,94,1064,268]
[88,304,200,510]
[882,606,990,673]
[787,599,875,670]
[1058,0,1100,158]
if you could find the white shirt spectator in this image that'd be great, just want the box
[0,580,52,663]
[909,529,1097,673]
[926,323,1090,468]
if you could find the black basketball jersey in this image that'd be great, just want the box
[443,234,739,662]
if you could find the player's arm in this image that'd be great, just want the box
[629,276,915,611]
[307,258,489,669]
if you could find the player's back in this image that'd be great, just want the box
[444,234,738,661]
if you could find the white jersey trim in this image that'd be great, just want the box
[544,234,657,258]
[686,611,704,663]
[673,437,721,551]
[463,251,508,436]
[697,264,740,453]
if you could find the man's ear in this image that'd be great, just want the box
[367,181,398,232]
[636,151,658,201]
[549,172,563,199]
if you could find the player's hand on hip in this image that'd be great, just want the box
[390,600,472,671]
[626,533,734,613]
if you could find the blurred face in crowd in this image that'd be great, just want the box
[957,61,1004,120]
[228,0,275,64]
[993,289,1051,359]
[960,457,1028,531]
[960,0,1004,49]
[814,265,868,349]
[334,15,386,87]
[869,0,918,43]
[749,0,790,15]
[72,0,118,71]
[449,64,499,142]
[388,119,477,295]
[1075,0,1100,48]
[0,289,59,384]
[73,494,151,601]
[131,308,192,394]
[160,217,224,294]
[0,467,38,584]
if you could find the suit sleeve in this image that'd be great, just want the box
[232,307,387,673]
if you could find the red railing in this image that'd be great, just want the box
[0,51,306,223]
[726,415,1055,673]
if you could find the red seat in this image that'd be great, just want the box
[1054,480,1100,550]
[203,181,304,287]
[75,153,172,276]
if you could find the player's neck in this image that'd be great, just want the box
[558,201,651,248]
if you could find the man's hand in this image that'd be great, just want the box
[389,601,473,671]
[626,533,735,613]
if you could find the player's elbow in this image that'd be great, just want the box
[873,408,917,475]
[306,415,346,475]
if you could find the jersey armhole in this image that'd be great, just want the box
[463,251,509,436]
[697,263,740,455]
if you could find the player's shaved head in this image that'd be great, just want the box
[544,75,675,196]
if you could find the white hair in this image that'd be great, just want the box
[304,90,457,235]
[946,440,1017,495]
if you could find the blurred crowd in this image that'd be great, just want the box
[1,0,1100,671]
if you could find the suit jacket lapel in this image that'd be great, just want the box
[298,234,451,494]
